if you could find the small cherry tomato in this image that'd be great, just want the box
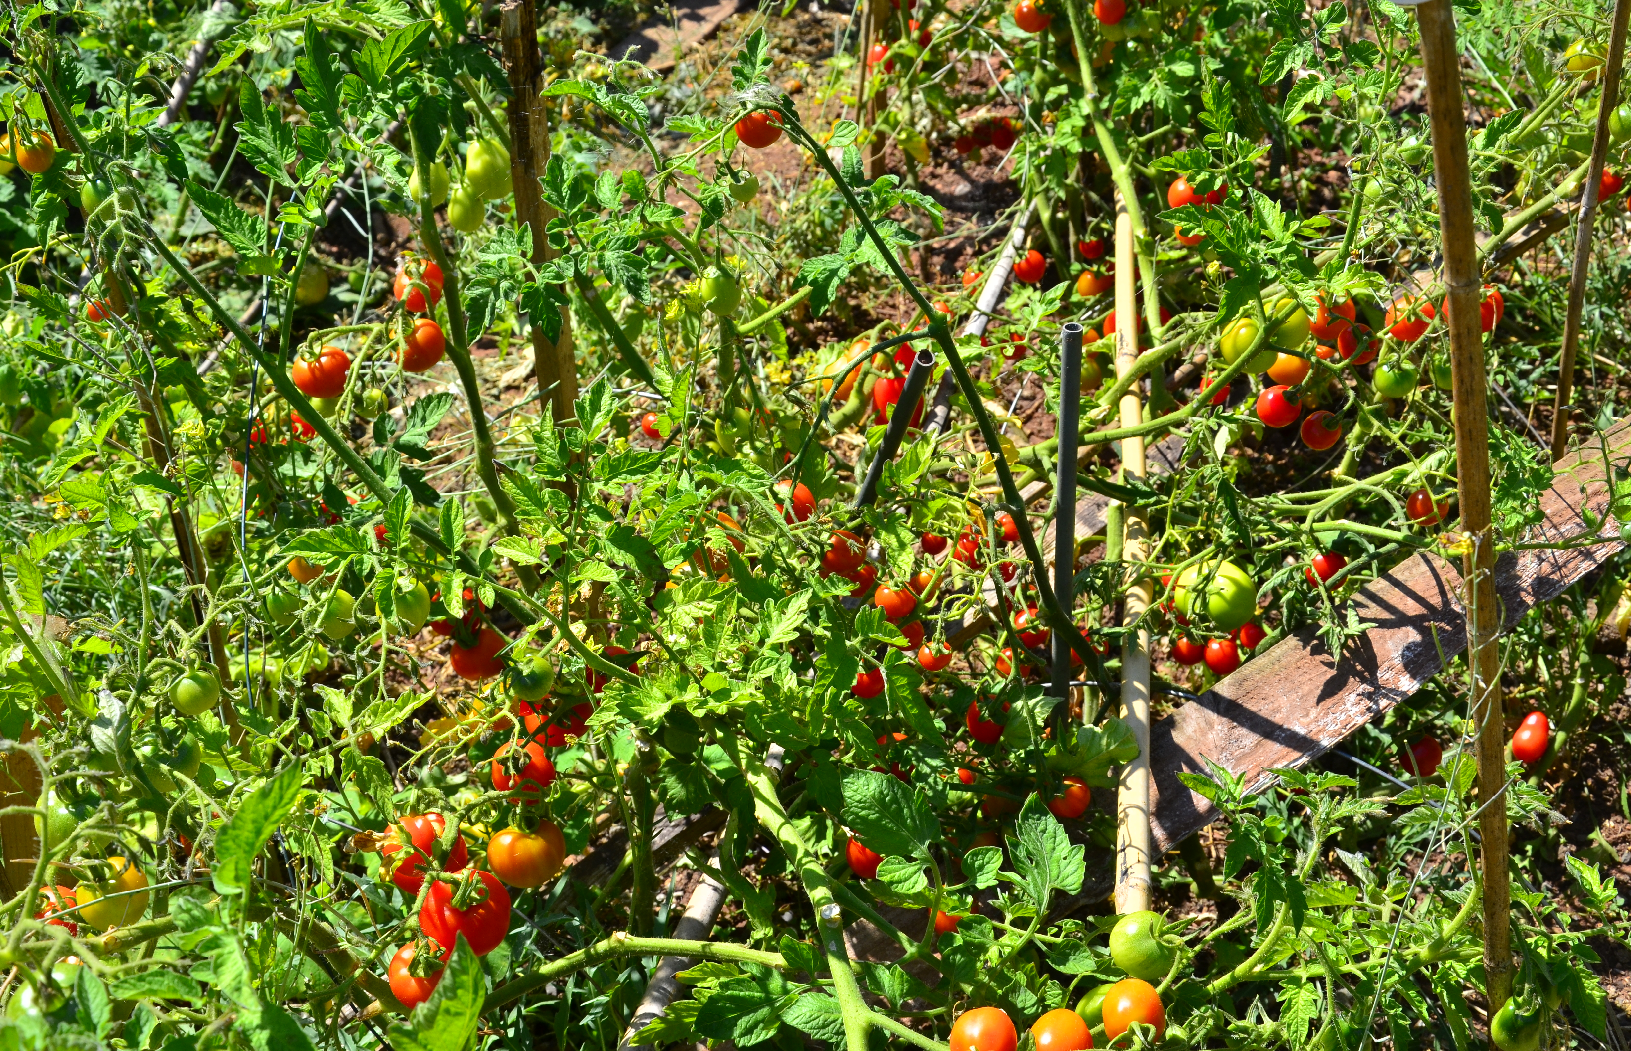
[1015,606,1049,647]
[488,820,567,888]
[1309,295,1356,340]
[292,345,352,399]
[1013,0,1052,32]
[735,111,783,149]
[401,318,447,373]
[1384,295,1435,342]
[1255,385,1301,428]
[451,626,507,680]
[1203,637,1240,675]
[394,259,444,313]
[1234,622,1266,650]
[874,585,918,621]
[640,412,663,440]
[388,943,448,1010]
[1306,551,1348,586]
[1171,636,1205,665]
[1045,777,1092,820]
[1406,488,1449,526]
[1511,710,1550,764]
[419,869,511,956]
[774,479,816,522]
[1013,249,1047,284]
[1300,410,1343,451]
[847,837,883,878]
[921,531,947,555]
[1405,736,1443,778]
[853,667,886,698]
[1102,978,1165,1040]
[381,813,470,894]
[950,1006,1018,1051]
[491,740,557,801]
[966,699,1005,744]
[1030,1007,1093,1051]
[996,511,1020,544]
[918,641,955,671]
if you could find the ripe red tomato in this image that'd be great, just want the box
[1481,286,1505,332]
[896,619,926,650]
[1013,0,1052,32]
[1094,0,1126,24]
[382,813,470,893]
[1404,736,1443,778]
[1512,710,1550,764]
[996,511,1020,544]
[957,766,978,786]
[420,870,512,956]
[1255,385,1301,428]
[775,479,816,522]
[35,885,78,935]
[85,299,115,323]
[1015,606,1049,648]
[933,908,966,934]
[921,531,948,555]
[1166,176,1198,210]
[388,943,447,1010]
[847,837,883,878]
[966,699,1005,744]
[451,626,507,680]
[1031,1007,1093,1051]
[853,667,886,698]
[1078,237,1106,260]
[918,641,955,671]
[491,739,557,801]
[1171,635,1204,665]
[1306,551,1347,586]
[292,345,352,398]
[1102,978,1165,1040]
[1309,295,1355,340]
[401,318,447,372]
[1602,169,1624,198]
[1013,250,1047,285]
[867,43,894,72]
[394,260,444,313]
[988,118,1018,151]
[735,111,783,149]
[950,1006,1018,1051]
[954,531,982,568]
[521,699,593,747]
[640,412,662,440]
[1175,226,1204,247]
[1204,637,1240,675]
[845,562,879,598]
[1384,295,1435,342]
[1406,488,1448,526]
[488,820,566,888]
[874,585,917,621]
[1234,622,1266,650]
[1103,305,1172,338]
[1046,777,1092,820]
[1300,410,1343,450]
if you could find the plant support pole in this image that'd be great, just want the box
[1112,190,1153,914]
[1052,322,1083,701]
[854,348,935,507]
[1550,0,1631,459]
[1415,0,1512,1013]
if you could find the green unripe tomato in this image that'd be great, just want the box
[1398,136,1429,165]
[266,589,301,627]
[34,789,80,855]
[294,264,330,306]
[448,183,485,233]
[728,174,760,201]
[465,138,513,199]
[392,580,431,635]
[1080,355,1103,391]
[1490,1001,1543,1051]
[510,655,557,701]
[701,267,740,316]
[1611,103,1631,143]
[1074,983,1112,1029]
[360,388,389,419]
[310,396,340,417]
[407,161,450,206]
[81,177,113,217]
[1268,297,1311,350]
[1219,316,1276,373]
[1109,909,1177,981]
[1173,559,1258,631]
[320,589,357,640]
[1430,353,1453,390]
[171,670,221,716]
[1372,363,1418,398]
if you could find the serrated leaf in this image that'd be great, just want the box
[213,764,303,894]
[840,768,940,860]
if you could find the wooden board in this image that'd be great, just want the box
[610,0,743,73]
[1149,420,1631,850]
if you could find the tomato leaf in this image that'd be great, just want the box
[694,968,794,1045]
[213,763,304,895]
[1007,796,1085,912]
[730,28,773,91]
[840,768,940,861]
[355,21,433,89]
[109,969,204,1003]
[234,80,298,186]
[390,935,485,1051]
[629,997,700,1046]
[781,991,845,1042]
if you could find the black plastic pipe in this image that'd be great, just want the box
[854,347,936,508]
[1051,322,1083,700]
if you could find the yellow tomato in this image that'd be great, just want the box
[1219,317,1276,372]
[1266,352,1310,386]
[75,856,150,931]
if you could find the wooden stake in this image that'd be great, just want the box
[502,0,578,424]
[1112,190,1152,914]
[860,0,887,180]
[1415,0,1511,1013]
[1551,0,1631,459]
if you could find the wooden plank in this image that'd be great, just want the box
[1149,419,1631,851]
[611,0,743,73]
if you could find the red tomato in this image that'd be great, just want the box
[381,813,470,894]
[1300,410,1342,450]
[966,699,1005,744]
[853,667,886,698]
[867,43,894,72]
[1015,606,1049,648]
[1204,637,1240,675]
[1512,710,1550,764]
[640,412,662,440]
[992,511,1018,544]
[451,626,507,680]
[1481,286,1505,332]
[388,943,447,1010]
[1031,1007,1093,1051]
[419,870,512,956]
[1384,295,1435,342]
[1202,182,1229,205]
[735,111,783,149]
[1045,777,1092,820]
[1076,268,1114,296]
[775,479,816,522]
[1602,169,1624,198]
[1171,635,1205,665]
[1405,736,1443,778]
[921,531,948,555]
[85,299,115,323]
[1306,551,1347,586]
[950,1007,1018,1051]
[1175,226,1204,247]
[521,699,593,746]
[962,266,983,284]
[35,885,78,935]
[847,837,883,878]
[394,260,444,314]
[1013,0,1052,32]
[1103,305,1172,337]
[1013,249,1046,284]
[918,641,955,671]
[292,345,352,398]
[1102,978,1165,1040]
[1309,295,1356,340]
[488,820,566,888]
[401,318,446,372]
[827,530,867,573]
[1406,488,1448,526]
[1078,237,1106,260]
[988,118,1018,152]
[957,766,978,786]
[491,740,557,800]
[845,562,879,598]
[1234,622,1266,650]
[932,908,966,934]
[954,533,982,568]
[1166,176,1198,210]
[896,619,926,650]
[1255,385,1301,428]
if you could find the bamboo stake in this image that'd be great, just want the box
[1550,0,1631,460]
[860,0,887,180]
[1112,190,1152,914]
[502,0,578,424]
[1414,0,1511,1014]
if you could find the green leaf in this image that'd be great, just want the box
[694,968,793,1046]
[795,253,850,317]
[388,936,485,1051]
[235,81,298,185]
[356,21,433,88]
[781,992,845,1042]
[730,27,773,90]
[839,768,940,860]
[874,855,930,898]
[999,689,1059,751]
[396,392,456,460]
[76,968,110,1036]
[440,498,466,556]
[292,20,342,128]
[964,845,1003,889]
[630,998,700,1046]
[1276,979,1320,1046]
[1007,796,1085,912]
[213,764,304,894]
[1565,853,1618,912]
[109,970,204,1003]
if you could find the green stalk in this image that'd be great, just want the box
[572,270,658,385]
[626,734,657,936]
[483,934,786,1014]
